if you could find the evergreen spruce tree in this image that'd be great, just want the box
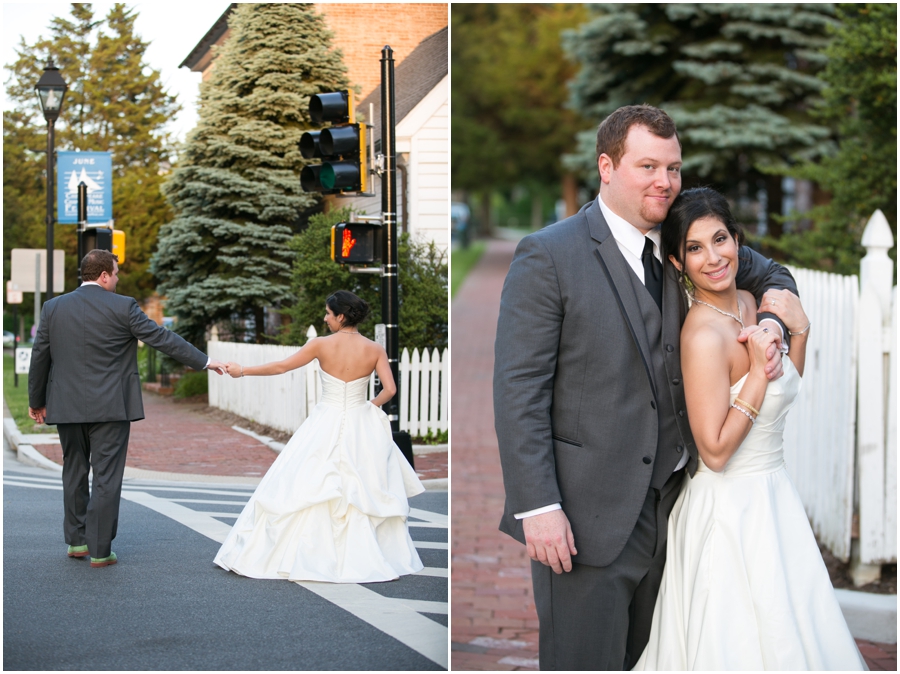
[4,4,180,301]
[151,3,349,345]
[562,3,838,236]
[776,3,896,274]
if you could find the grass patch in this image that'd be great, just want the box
[174,370,208,399]
[3,352,56,433]
[450,240,486,298]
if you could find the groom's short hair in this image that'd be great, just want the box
[596,105,680,168]
[81,249,118,281]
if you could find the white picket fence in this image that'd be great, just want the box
[208,326,447,438]
[782,210,896,565]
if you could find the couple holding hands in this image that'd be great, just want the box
[29,263,423,584]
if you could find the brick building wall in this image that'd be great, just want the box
[194,4,447,96]
[315,4,446,100]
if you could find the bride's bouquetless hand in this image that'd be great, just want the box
[226,362,242,378]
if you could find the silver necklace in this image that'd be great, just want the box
[338,329,360,335]
[692,298,744,328]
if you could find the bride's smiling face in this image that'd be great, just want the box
[324,306,344,332]
[670,216,739,297]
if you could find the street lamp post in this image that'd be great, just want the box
[35,58,68,302]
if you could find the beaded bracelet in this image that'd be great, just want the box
[240,365,244,378]
[731,403,756,423]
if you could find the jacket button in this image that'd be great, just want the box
[643,456,652,464]
[666,344,674,352]
[650,400,656,409]
[679,409,685,417]
[672,378,680,385]
[676,445,684,453]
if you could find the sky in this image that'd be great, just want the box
[2,1,232,143]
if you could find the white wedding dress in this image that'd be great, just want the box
[214,369,425,583]
[634,358,867,670]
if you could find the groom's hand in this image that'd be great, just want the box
[523,509,577,574]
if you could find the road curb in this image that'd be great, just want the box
[835,589,897,643]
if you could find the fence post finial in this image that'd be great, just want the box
[860,209,896,325]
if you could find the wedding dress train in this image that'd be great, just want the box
[634,359,866,670]
[214,369,425,583]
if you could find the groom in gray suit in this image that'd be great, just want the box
[494,105,799,669]
[29,249,226,568]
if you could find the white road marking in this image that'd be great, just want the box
[6,473,448,668]
[409,508,447,525]
[297,581,448,669]
[407,522,446,529]
[121,490,233,543]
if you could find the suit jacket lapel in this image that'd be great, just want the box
[586,201,656,389]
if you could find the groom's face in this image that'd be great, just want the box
[598,124,683,233]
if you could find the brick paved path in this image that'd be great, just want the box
[31,391,446,481]
[449,238,894,671]
[451,239,540,670]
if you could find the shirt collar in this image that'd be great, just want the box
[81,281,101,287]
[596,192,661,261]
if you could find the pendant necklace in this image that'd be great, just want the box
[692,298,744,329]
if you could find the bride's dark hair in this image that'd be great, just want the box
[326,290,370,328]
[661,187,745,288]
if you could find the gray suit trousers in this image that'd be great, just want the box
[57,421,131,559]
[531,469,684,671]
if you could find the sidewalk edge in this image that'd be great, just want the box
[835,588,897,643]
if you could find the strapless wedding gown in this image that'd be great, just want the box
[634,359,867,670]
[214,369,425,583]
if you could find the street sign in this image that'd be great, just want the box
[10,249,65,293]
[57,151,113,223]
[15,347,31,374]
[6,281,23,304]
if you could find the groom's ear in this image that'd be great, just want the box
[668,254,682,272]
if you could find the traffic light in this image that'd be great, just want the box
[82,228,126,263]
[112,229,126,263]
[299,91,368,194]
[83,227,112,253]
[331,222,380,264]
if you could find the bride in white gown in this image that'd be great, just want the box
[633,188,866,670]
[214,290,424,583]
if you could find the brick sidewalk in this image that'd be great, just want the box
[449,238,894,671]
[451,239,540,670]
[30,390,446,482]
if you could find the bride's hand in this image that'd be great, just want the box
[760,289,809,335]
[743,325,779,379]
[225,362,242,379]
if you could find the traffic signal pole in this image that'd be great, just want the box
[380,45,400,432]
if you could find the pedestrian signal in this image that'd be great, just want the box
[300,91,368,194]
[331,223,380,264]
[112,230,125,263]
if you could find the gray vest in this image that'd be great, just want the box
[628,270,689,488]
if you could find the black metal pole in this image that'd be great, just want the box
[13,304,18,388]
[77,181,87,286]
[45,118,55,301]
[380,45,400,433]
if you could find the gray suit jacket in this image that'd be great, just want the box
[494,199,797,567]
[29,284,208,425]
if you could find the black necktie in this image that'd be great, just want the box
[642,237,663,312]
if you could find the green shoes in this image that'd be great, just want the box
[67,545,89,558]
[90,552,117,568]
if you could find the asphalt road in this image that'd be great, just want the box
[3,438,447,670]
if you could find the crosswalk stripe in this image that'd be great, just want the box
[409,508,447,525]
[414,541,448,550]
[416,567,448,578]
[297,581,448,668]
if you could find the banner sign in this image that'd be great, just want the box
[57,151,112,223]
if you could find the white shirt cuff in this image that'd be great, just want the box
[758,318,789,354]
[514,503,561,520]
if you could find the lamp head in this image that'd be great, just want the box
[35,58,68,122]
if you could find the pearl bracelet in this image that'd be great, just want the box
[240,365,244,378]
[731,403,756,423]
